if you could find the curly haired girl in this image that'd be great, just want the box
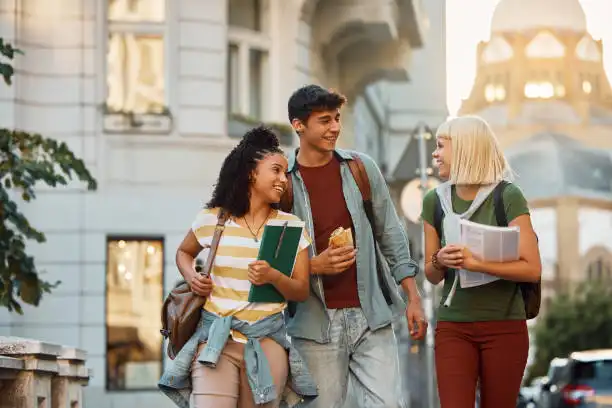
[159,126,317,408]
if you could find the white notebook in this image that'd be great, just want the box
[458,218,520,288]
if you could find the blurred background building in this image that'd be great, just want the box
[458,0,612,374]
[0,0,447,406]
[460,0,612,308]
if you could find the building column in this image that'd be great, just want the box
[556,197,580,292]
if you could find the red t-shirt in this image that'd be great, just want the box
[299,156,360,309]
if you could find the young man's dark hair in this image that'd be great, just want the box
[287,84,347,124]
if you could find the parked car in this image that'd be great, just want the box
[539,358,570,408]
[517,390,538,408]
[539,349,612,407]
[521,376,548,407]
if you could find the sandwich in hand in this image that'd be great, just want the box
[328,227,354,248]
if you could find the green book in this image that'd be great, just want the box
[248,219,305,303]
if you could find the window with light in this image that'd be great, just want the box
[576,36,601,62]
[106,0,166,114]
[482,36,513,64]
[524,82,556,99]
[106,237,164,391]
[525,32,565,59]
[484,84,506,102]
[227,0,270,121]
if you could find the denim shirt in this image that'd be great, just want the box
[158,311,318,408]
[285,149,419,343]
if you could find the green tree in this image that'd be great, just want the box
[1,38,97,313]
[527,281,612,381]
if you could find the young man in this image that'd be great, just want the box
[283,84,427,408]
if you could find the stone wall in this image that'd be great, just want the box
[0,337,90,408]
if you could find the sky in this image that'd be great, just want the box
[445,0,612,115]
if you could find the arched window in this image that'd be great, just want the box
[482,36,513,63]
[576,36,601,62]
[526,32,565,58]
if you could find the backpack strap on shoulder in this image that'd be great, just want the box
[493,181,509,227]
[347,156,372,202]
[348,154,393,306]
[281,155,370,213]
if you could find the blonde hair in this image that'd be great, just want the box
[436,115,512,185]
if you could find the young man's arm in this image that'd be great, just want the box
[357,153,427,340]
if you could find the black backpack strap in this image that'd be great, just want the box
[493,181,509,227]
[494,181,523,317]
[433,191,444,240]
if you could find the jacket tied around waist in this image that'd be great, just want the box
[158,310,318,407]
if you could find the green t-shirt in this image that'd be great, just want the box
[421,183,530,322]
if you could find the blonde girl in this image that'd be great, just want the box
[421,115,541,408]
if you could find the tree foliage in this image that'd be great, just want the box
[527,282,612,381]
[1,38,97,313]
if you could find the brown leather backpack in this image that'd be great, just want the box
[160,210,228,359]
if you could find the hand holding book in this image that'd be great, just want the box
[248,219,306,303]
[458,218,519,288]
[247,260,281,286]
[434,244,464,269]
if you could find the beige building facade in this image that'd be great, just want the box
[459,0,612,310]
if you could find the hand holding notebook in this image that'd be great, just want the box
[247,260,278,286]
[248,219,305,303]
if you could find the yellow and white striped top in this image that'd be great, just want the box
[191,207,311,343]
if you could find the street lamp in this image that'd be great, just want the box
[400,122,439,408]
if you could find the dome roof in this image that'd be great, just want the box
[491,0,587,33]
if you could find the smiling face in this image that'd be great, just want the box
[250,152,289,204]
[433,136,452,180]
[293,109,341,153]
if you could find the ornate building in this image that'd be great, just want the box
[0,0,433,406]
[459,0,612,309]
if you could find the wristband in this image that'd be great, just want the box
[431,249,446,271]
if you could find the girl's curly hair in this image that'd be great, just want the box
[206,125,284,217]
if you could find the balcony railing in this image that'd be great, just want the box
[0,337,91,408]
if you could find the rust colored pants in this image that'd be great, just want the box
[435,320,529,408]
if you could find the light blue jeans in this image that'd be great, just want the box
[292,307,405,408]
